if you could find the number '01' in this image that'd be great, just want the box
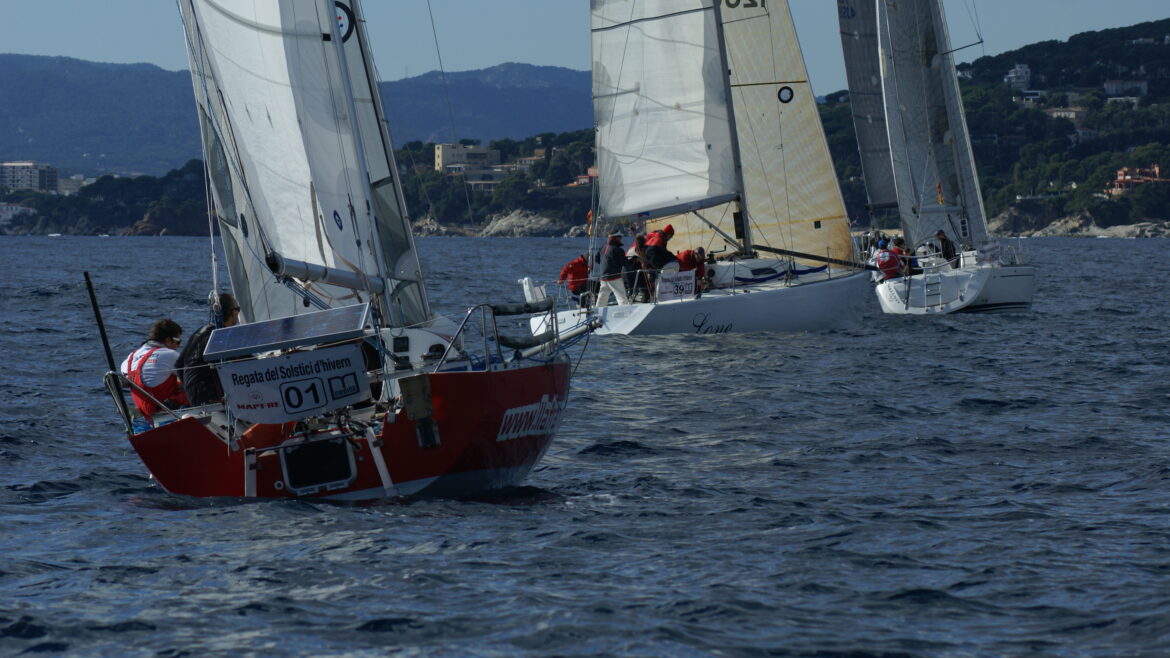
[725,0,764,7]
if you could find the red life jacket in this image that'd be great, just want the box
[125,346,187,417]
[676,249,706,279]
[875,249,902,280]
[645,230,669,248]
[558,256,590,293]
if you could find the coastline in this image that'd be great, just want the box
[6,212,1169,239]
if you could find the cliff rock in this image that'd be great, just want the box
[476,210,577,237]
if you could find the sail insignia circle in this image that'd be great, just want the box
[333,210,344,231]
[335,2,355,42]
[777,86,794,103]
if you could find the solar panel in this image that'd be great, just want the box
[204,303,371,360]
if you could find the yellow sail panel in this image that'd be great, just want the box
[721,1,855,263]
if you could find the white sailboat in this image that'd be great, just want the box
[527,0,871,336]
[98,0,592,500]
[839,0,1036,314]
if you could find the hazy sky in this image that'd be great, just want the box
[2,1,1167,95]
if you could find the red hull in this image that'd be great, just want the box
[128,361,571,500]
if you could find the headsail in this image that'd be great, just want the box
[180,0,429,326]
[877,0,989,248]
[838,0,898,211]
[590,0,739,224]
[720,0,855,263]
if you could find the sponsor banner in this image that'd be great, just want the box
[219,343,369,424]
[656,269,696,302]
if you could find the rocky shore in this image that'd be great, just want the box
[409,210,1170,240]
[412,210,586,238]
[988,210,1170,239]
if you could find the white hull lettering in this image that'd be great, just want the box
[496,395,563,442]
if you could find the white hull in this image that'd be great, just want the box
[875,262,1036,315]
[532,271,871,336]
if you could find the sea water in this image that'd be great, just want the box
[1,235,1169,655]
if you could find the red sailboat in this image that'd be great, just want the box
[98,0,592,500]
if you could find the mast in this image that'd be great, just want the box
[710,1,753,256]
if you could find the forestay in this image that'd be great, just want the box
[878,0,989,248]
[180,0,428,327]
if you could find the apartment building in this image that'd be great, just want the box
[1,161,58,193]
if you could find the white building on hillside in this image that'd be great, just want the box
[1,161,58,193]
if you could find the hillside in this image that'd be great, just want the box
[5,17,1170,237]
[0,55,590,177]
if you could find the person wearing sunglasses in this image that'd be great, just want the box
[177,293,241,406]
[120,318,189,432]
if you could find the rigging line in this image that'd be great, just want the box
[956,0,985,58]
[366,47,435,219]
[425,0,488,284]
[910,4,939,239]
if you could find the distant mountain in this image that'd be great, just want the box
[0,55,590,176]
[380,64,592,146]
[0,55,199,177]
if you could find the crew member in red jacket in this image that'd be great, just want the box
[675,247,709,293]
[874,239,903,280]
[644,223,677,269]
[120,318,189,431]
[558,253,593,306]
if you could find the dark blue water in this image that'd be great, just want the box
[2,235,1169,656]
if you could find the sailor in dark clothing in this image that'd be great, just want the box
[936,230,958,268]
[177,293,240,406]
[624,234,651,303]
[596,232,630,306]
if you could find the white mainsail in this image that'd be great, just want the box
[180,0,428,326]
[877,0,989,248]
[590,0,739,223]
